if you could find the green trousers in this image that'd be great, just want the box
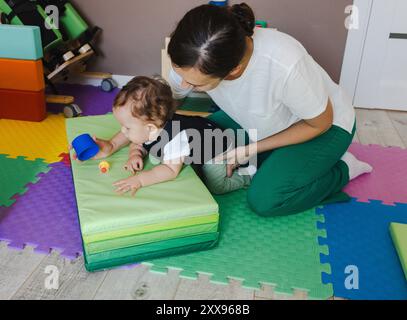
[208,111,355,217]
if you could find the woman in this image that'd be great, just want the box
[167,3,372,217]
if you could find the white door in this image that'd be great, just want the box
[345,0,407,110]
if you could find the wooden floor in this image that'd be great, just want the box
[1,108,406,300]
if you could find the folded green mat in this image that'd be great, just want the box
[66,115,219,238]
[390,223,407,280]
[143,189,332,300]
[83,212,219,244]
[86,232,219,270]
[66,115,220,271]
[86,221,219,255]
[86,239,218,272]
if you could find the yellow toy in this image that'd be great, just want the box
[99,161,110,173]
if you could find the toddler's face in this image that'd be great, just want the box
[113,103,155,145]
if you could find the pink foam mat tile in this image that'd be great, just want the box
[344,143,407,205]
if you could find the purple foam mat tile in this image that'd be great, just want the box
[344,143,407,205]
[0,162,83,259]
[47,84,119,116]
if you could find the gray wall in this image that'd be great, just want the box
[72,0,352,82]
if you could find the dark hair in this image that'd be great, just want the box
[113,76,176,127]
[168,3,255,79]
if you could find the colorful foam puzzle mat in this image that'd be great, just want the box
[0,58,45,91]
[1,84,406,300]
[390,223,407,280]
[0,155,50,207]
[144,189,332,299]
[0,88,46,122]
[66,114,220,272]
[0,114,68,163]
[0,162,82,259]
[0,25,43,60]
[344,143,407,205]
[318,200,407,300]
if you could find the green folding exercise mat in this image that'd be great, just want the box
[66,115,220,272]
[144,189,333,300]
[390,223,407,281]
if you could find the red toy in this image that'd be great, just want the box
[0,88,46,122]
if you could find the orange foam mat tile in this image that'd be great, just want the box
[0,114,68,163]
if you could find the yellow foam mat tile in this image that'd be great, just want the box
[0,114,68,163]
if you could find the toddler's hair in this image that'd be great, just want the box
[113,76,176,127]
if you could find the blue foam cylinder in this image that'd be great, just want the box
[72,134,100,161]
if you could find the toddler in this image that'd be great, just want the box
[74,76,252,196]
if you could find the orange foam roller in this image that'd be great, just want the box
[0,58,45,91]
[0,88,46,122]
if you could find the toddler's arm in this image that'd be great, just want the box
[125,143,148,173]
[113,157,184,196]
[71,131,130,161]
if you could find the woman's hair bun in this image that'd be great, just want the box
[230,2,255,36]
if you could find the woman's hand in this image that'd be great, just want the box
[124,155,144,174]
[215,145,257,177]
[70,136,114,162]
[113,175,143,196]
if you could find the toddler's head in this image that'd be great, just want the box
[113,76,176,144]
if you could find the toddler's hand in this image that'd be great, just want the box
[124,155,144,174]
[69,136,114,162]
[113,175,143,196]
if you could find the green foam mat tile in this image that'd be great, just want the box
[144,189,333,299]
[0,155,50,207]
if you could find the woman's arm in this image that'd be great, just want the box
[255,98,333,154]
[219,99,333,176]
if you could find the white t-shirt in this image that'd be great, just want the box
[168,28,356,141]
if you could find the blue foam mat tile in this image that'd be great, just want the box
[317,199,407,300]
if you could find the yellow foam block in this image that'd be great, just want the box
[0,114,68,163]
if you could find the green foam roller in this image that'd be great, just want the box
[390,223,407,281]
[0,25,43,60]
[60,3,89,40]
